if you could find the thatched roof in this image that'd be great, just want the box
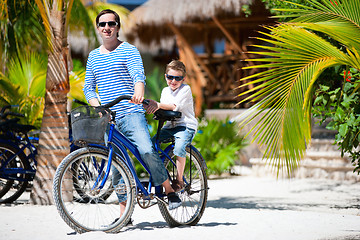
[123,0,272,51]
[128,0,251,25]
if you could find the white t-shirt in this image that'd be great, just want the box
[160,84,198,131]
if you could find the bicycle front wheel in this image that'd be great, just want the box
[158,145,208,227]
[0,142,31,203]
[53,147,136,233]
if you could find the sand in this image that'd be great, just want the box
[1,174,360,240]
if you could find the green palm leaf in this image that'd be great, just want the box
[238,0,360,175]
[69,69,87,103]
[0,52,47,127]
[7,52,47,98]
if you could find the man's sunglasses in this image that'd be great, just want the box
[97,21,118,27]
[166,74,184,81]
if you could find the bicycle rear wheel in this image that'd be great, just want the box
[158,145,208,227]
[53,147,136,233]
[0,142,30,203]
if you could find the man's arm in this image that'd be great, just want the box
[131,82,145,104]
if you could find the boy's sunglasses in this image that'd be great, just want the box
[97,21,118,27]
[166,74,184,81]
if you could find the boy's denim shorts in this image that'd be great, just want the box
[153,126,196,158]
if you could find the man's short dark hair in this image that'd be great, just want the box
[96,9,121,29]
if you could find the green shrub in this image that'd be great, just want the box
[193,118,247,175]
[312,67,360,173]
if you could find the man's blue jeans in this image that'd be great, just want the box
[108,112,168,202]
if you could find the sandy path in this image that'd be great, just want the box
[1,175,360,240]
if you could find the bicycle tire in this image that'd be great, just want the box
[158,145,208,227]
[0,142,31,203]
[53,147,136,233]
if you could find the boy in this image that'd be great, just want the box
[145,60,198,191]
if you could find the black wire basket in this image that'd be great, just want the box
[70,106,111,147]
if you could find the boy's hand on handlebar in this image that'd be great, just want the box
[144,99,159,114]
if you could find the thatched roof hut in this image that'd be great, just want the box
[124,0,275,114]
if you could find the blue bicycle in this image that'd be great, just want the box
[0,105,38,203]
[53,95,208,233]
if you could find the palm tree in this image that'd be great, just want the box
[238,0,360,176]
[28,0,76,204]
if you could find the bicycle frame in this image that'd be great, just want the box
[93,121,165,200]
[0,137,37,181]
[92,120,206,200]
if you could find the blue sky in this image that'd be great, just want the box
[107,0,147,5]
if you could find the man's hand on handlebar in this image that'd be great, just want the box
[129,93,144,105]
[130,82,145,104]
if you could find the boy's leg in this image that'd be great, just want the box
[172,127,196,190]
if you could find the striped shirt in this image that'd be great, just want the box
[83,42,146,119]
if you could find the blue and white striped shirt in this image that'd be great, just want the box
[83,42,146,119]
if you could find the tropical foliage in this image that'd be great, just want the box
[238,0,360,175]
[144,66,168,101]
[313,67,360,172]
[0,0,47,69]
[193,118,247,175]
[0,52,47,127]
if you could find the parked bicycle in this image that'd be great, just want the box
[0,105,38,203]
[0,100,88,204]
[53,95,208,233]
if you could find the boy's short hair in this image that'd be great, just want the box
[166,60,186,76]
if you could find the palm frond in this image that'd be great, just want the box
[238,0,360,175]
[69,69,87,103]
[34,0,53,50]
[7,52,47,98]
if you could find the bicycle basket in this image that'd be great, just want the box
[70,106,111,147]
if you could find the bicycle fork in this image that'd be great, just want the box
[88,148,112,196]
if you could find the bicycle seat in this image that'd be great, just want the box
[13,124,36,133]
[154,109,181,122]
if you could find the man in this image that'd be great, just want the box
[83,9,181,215]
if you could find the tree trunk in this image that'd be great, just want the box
[30,9,70,205]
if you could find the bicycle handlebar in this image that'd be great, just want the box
[100,95,181,121]
[101,95,149,108]
[73,99,88,106]
[0,105,25,119]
